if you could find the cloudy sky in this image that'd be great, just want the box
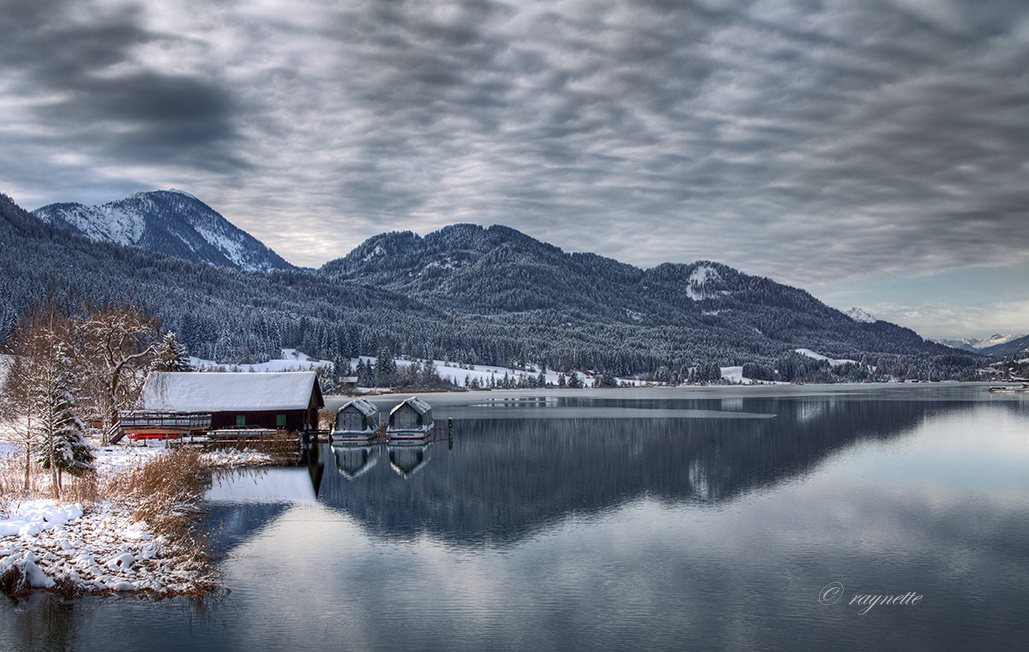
[2,0,1027,339]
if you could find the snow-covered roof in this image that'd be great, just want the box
[139,371,322,412]
[338,398,379,417]
[390,396,432,416]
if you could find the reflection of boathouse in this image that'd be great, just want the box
[333,444,380,480]
[388,443,432,478]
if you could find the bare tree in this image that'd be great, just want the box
[1,352,37,491]
[1,302,81,493]
[80,306,157,443]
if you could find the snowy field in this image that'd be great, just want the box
[187,348,813,390]
[191,348,331,372]
[794,348,859,367]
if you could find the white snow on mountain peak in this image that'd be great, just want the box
[845,307,876,323]
[686,264,720,300]
[166,188,202,201]
[33,190,290,272]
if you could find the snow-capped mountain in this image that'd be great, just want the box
[33,190,292,271]
[844,307,876,323]
[938,333,1026,354]
[2,191,981,378]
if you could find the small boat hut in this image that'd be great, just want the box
[387,396,433,441]
[331,398,380,443]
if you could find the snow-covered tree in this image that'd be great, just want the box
[152,330,192,372]
[0,302,93,495]
[374,346,396,387]
[34,340,94,496]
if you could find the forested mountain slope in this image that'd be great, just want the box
[1,193,982,379]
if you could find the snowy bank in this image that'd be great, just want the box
[1,499,205,597]
[0,444,271,598]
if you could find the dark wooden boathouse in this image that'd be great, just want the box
[137,371,324,432]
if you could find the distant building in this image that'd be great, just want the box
[339,376,359,390]
[138,371,324,432]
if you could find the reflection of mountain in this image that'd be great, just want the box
[313,396,967,546]
[204,502,293,557]
[203,465,321,555]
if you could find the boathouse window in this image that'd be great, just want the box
[236,415,246,427]
[277,414,287,428]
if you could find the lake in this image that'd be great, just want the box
[3,385,1028,651]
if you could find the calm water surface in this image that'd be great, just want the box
[3,385,1028,651]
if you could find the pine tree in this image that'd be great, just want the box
[34,340,94,497]
[375,346,396,387]
[152,330,192,372]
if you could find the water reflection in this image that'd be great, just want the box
[309,396,966,547]
[333,444,380,480]
[387,442,432,479]
[3,389,1029,652]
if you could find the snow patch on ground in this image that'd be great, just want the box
[720,366,745,383]
[191,348,332,373]
[0,500,193,596]
[687,265,720,300]
[362,244,386,262]
[0,501,84,538]
[795,348,858,367]
[0,442,270,597]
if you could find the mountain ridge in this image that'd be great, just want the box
[33,190,293,272]
[1,191,985,380]
[316,223,952,362]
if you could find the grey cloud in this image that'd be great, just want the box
[2,0,1028,325]
[0,0,240,174]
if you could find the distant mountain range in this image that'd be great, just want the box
[316,224,944,364]
[0,190,986,380]
[33,190,292,272]
[937,333,1028,357]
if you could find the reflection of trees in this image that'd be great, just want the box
[0,594,85,651]
[313,397,966,546]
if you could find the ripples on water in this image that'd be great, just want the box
[2,386,1028,651]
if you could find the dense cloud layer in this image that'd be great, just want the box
[1,0,1027,337]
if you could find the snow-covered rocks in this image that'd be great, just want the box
[0,500,83,538]
[0,498,210,598]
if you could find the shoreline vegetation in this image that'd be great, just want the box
[0,445,273,600]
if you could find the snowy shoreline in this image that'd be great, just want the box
[1,444,274,599]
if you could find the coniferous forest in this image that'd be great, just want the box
[1,192,987,382]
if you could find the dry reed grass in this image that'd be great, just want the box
[114,449,215,581]
[199,431,299,462]
[0,451,96,504]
